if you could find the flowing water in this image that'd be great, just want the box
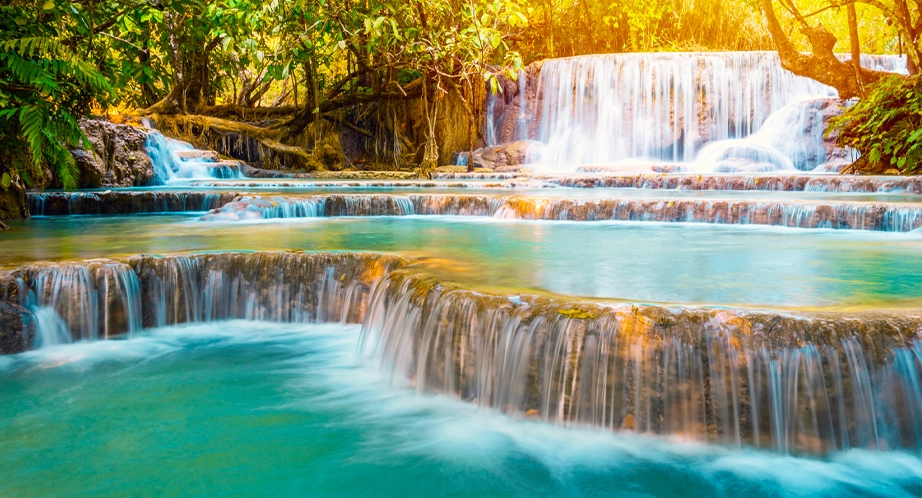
[485,52,907,172]
[3,322,921,497]
[3,51,922,496]
[146,131,245,184]
[4,214,922,309]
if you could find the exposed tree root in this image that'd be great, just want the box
[759,0,901,99]
[152,113,325,171]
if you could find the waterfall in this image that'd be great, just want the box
[146,131,245,184]
[4,251,922,454]
[358,270,922,454]
[12,262,143,346]
[524,52,906,171]
[540,172,922,193]
[199,193,922,231]
[1,253,405,348]
[28,191,238,216]
[31,306,72,348]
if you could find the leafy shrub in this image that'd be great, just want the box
[0,4,115,190]
[830,74,922,174]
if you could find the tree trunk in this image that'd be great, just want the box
[146,16,219,115]
[758,0,896,99]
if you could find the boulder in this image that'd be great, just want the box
[457,140,545,170]
[71,118,155,188]
[0,301,35,355]
[0,178,28,222]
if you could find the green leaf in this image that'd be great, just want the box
[1,173,10,189]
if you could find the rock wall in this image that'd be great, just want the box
[0,301,35,354]
[0,180,28,223]
[73,118,155,188]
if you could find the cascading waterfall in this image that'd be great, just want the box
[4,251,922,455]
[199,193,922,231]
[130,252,400,326]
[9,262,143,346]
[540,172,922,192]
[202,194,504,221]
[517,52,906,171]
[28,191,237,216]
[146,131,245,184]
[358,270,922,454]
[0,252,405,348]
[694,98,843,172]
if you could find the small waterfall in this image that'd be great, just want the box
[358,271,922,454]
[491,197,922,231]
[199,194,922,231]
[203,194,504,220]
[528,52,906,171]
[31,306,72,348]
[28,191,237,216]
[695,98,836,172]
[1,253,406,348]
[325,195,415,217]
[129,252,404,327]
[146,131,245,184]
[859,54,909,74]
[12,261,143,345]
[202,197,326,221]
[542,173,922,193]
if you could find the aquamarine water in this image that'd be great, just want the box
[2,321,920,497]
[4,214,922,309]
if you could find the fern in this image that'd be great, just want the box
[0,28,113,190]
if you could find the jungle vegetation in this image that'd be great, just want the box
[0,0,917,188]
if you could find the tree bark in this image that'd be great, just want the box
[759,0,897,99]
[146,28,221,114]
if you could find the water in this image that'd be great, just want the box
[4,215,922,309]
[359,269,922,454]
[1,321,921,496]
[4,50,922,494]
[146,131,245,184]
[496,52,907,171]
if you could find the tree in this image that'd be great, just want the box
[0,0,123,190]
[758,0,917,98]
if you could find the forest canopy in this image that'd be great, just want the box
[0,0,915,187]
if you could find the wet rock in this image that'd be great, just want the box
[71,118,155,188]
[27,191,237,216]
[174,150,220,162]
[486,63,543,144]
[363,268,922,453]
[458,140,544,170]
[0,178,28,221]
[0,301,35,355]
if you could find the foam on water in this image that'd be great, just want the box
[2,321,921,496]
[517,52,907,172]
[146,131,245,184]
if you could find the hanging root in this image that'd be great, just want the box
[151,113,324,171]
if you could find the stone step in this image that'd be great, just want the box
[174,150,220,162]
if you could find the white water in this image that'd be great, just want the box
[501,52,907,172]
[30,306,72,348]
[146,131,245,184]
[4,321,922,496]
